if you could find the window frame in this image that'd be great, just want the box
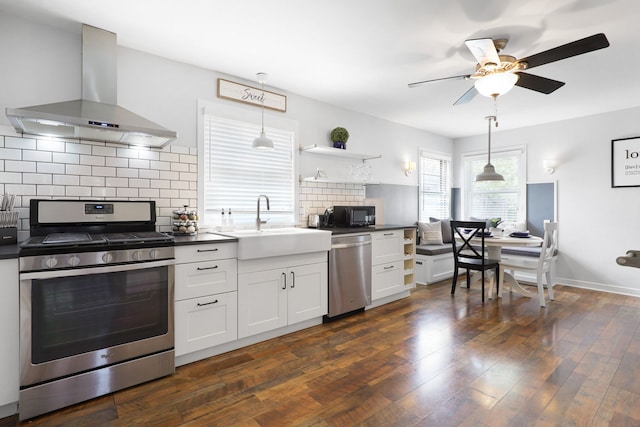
[418,149,452,222]
[197,99,299,228]
[461,145,527,223]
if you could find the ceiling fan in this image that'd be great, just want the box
[408,33,610,105]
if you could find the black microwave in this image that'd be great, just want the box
[333,205,375,227]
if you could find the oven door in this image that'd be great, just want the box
[19,259,174,387]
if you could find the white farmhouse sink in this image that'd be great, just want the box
[218,227,331,260]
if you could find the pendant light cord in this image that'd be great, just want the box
[260,82,265,133]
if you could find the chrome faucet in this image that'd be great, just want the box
[256,194,270,231]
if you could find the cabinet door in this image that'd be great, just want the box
[175,258,237,300]
[175,292,238,356]
[372,231,404,265]
[288,262,328,324]
[238,269,287,338]
[372,262,404,300]
[0,258,19,408]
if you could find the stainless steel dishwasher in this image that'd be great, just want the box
[327,234,372,319]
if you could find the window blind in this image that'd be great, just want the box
[418,151,451,221]
[463,148,525,223]
[203,114,295,226]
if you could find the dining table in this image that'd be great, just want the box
[460,231,543,299]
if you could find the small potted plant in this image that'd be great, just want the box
[330,127,349,149]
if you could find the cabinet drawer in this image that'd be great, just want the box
[371,230,404,265]
[175,291,238,356]
[175,258,237,300]
[175,242,237,263]
[372,262,404,300]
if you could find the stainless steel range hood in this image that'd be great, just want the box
[5,25,176,148]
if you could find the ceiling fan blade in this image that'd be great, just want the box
[408,74,470,88]
[465,38,501,66]
[518,33,609,70]
[515,72,565,94]
[453,85,478,105]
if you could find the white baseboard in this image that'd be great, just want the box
[555,277,640,298]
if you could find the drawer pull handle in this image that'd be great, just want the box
[197,299,218,306]
[384,265,395,270]
[282,272,287,290]
[291,271,295,288]
[416,261,423,265]
[197,265,219,271]
[197,248,219,252]
[384,233,394,236]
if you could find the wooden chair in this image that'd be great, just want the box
[450,220,500,302]
[499,222,559,307]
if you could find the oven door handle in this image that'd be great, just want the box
[20,259,175,280]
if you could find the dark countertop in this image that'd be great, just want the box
[0,244,19,260]
[316,224,415,235]
[171,232,238,245]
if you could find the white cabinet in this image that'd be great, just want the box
[174,243,238,357]
[238,253,328,338]
[371,230,405,300]
[0,258,18,416]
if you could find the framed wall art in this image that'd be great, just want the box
[217,78,287,112]
[612,136,640,188]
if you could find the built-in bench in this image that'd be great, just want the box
[415,243,557,285]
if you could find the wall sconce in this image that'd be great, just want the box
[543,159,556,174]
[403,161,416,176]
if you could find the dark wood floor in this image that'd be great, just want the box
[4,279,640,427]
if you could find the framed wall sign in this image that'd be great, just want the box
[217,78,287,112]
[612,136,640,188]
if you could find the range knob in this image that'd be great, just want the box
[149,249,158,259]
[102,252,114,263]
[44,257,58,269]
[131,251,140,261]
[67,255,81,267]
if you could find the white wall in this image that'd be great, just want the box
[454,107,640,296]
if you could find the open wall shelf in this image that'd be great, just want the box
[299,144,381,161]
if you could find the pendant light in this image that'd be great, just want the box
[475,115,504,182]
[252,72,274,150]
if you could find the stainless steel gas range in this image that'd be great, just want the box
[18,199,175,421]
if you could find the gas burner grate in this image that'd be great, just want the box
[42,233,93,244]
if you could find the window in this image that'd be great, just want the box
[462,147,526,223]
[418,150,451,221]
[200,103,297,227]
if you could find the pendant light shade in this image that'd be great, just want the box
[476,115,504,182]
[252,72,274,150]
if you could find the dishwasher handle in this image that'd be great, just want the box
[331,241,371,250]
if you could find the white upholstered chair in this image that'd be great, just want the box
[499,222,559,307]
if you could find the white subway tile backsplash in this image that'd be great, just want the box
[105,157,128,167]
[5,160,35,172]
[159,170,179,180]
[80,155,106,166]
[80,176,105,187]
[6,136,36,150]
[180,154,197,164]
[150,160,171,170]
[159,152,180,162]
[170,180,188,190]
[91,166,116,177]
[138,150,160,161]
[170,162,189,172]
[106,177,129,187]
[23,150,52,162]
[53,152,79,164]
[65,142,92,154]
[117,167,138,178]
[37,139,66,153]
[129,159,150,169]
[92,187,116,198]
[117,187,139,198]
[91,146,117,157]
[66,164,92,175]
[36,185,65,196]
[66,186,92,197]
[38,162,65,174]
[0,171,22,183]
[116,147,140,159]
[139,169,160,179]
[129,178,150,188]
[23,173,52,185]
[0,148,21,160]
[139,188,160,198]
[150,179,171,189]
[53,175,80,186]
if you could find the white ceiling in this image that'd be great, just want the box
[1,0,639,139]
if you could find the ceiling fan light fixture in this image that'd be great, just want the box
[474,72,519,97]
